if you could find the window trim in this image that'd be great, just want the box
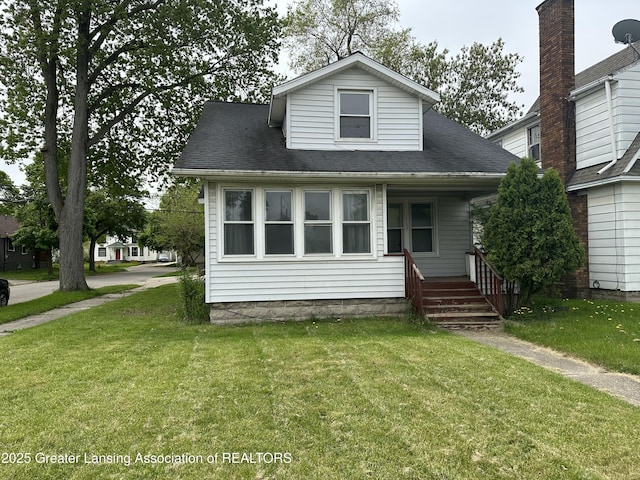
[335,88,377,142]
[303,190,333,256]
[341,190,372,255]
[527,124,540,161]
[385,198,439,257]
[222,188,256,257]
[264,189,295,256]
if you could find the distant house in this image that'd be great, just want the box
[173,52,519,323]
[93,234,173,263]
[487,0,640,301]
[0,215,47,271]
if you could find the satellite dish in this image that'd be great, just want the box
[612,19,640,44]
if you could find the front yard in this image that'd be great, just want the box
[1,285,640,479]
[505,297,640,375]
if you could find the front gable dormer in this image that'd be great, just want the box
[268,52,440,152]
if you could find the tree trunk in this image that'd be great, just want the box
[89,236,97,272]
[56,6,91,291]
[58,207,89,290]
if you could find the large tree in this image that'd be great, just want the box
[139,182,204,266]
[0,0,281,290]
[481,158,585,314]
[285,0,523,135]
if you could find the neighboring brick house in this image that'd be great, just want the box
[0,216,47,271]
[487,0,640,300]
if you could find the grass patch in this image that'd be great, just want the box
[0,284,137,325]
[505,297,640,375]
[1,262,141,282]
[1,286,640,478]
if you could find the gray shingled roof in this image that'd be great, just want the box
[528,42,640,114]
[175,102,520,177]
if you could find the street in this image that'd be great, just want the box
[6,264,178,305]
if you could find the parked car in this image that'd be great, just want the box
[0,279,9,306]
[157,253,170,262]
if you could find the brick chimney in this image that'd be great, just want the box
[537,0,589,297]
[537,0,575,182]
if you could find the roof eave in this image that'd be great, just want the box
[172,167,505,186]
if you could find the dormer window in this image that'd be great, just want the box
[338,90,373,139]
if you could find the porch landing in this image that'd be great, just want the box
[422,277,502,329]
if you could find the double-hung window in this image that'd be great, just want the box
[224,189,254,255]
[528,124,540,161]
[304,191,332,254]
[265,190,294,255]
[339,91,372,139]
[410,203,434,253]
[342,192,370,254]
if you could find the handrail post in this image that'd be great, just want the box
[403,249,425,317]
[472,246,504,317]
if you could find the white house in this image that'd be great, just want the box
[487,0,640,301]
[94,234,172,263]
[173,52,519,323]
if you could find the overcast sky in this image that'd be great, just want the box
[2,1,638,187]
[275,0,640,110]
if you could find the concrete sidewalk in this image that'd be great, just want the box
[458,330,640,407]
[0,276,177,337]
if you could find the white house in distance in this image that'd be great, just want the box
[173,52,519,323]
[487,0,640,301]
[93,234,173,263]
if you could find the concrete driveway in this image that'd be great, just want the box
[7,263,178,305]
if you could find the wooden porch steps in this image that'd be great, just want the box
[422,279,502,329]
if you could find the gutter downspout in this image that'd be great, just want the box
[598,77,618,175]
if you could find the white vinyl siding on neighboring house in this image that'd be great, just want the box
[491,122,533,160]
[287,66,422,151]
[575,65,640,170]
[575,87,613,169]
[588,183,640,292]
[613,66,640,156]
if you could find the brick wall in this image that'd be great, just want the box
[537,0,590,297]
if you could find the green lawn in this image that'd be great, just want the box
[505,297,640,375]
[1,286,640,479]
[0,284,138,325]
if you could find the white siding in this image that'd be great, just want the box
[575,88,611,169]
[499,127,528,159]
[209,259,404,302]
[613,66,640,156]
[588,183,640,292]
[287,66,422,151]
[575,64,640,170]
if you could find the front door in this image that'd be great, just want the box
[387,201,436,255]
[115,249,121,261]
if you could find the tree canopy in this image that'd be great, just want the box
[139,182,204,266]
[481,158,585,313]
[0,0,282,290]
[284,0,523,135]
